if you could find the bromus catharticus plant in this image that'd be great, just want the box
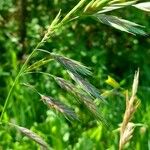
[0,0,149,149]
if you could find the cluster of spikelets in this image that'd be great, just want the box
[19,51,108,149]
[0,0,149,149]
[86,0,149,35]
[84,0,149,35]
[41,0,149,42]
[24,52,106,121]
[4,69,141,150]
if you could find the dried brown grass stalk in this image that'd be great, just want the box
[119,70,140,150]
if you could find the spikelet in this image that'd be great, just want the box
[55,77,75,92]
[41,95,78,120]
[119,122,135,149]
[94,14,146,35]
[55,76,106,123]
[22,83,78,121]
[83,0,110,14]
[42,10,61,42]
[26,58,52,72]
[68,72,105,102]
[10,123,49,149]
[98,1,137,13]
[52,53,92,76]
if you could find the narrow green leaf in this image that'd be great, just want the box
[26,58,52,72]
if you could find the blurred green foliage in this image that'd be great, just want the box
[0,0,150,149]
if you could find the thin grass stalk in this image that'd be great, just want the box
[0,0,87,122]
[60,0,86,24]
[21,72,105,122]
[0,41,42,121]
[0,9,61,121]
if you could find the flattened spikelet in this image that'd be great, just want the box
[55,76,106,123]
[55,77,75,92]
[41,95,77,120]
[52,53,92,76]
[94,14,146,35]
[75,92,106,123]
[10,124,49,149]
[26,58,52,72]
[120,122,135,148]
[69,72,105,102]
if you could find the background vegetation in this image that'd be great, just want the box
[0,0,150,149]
